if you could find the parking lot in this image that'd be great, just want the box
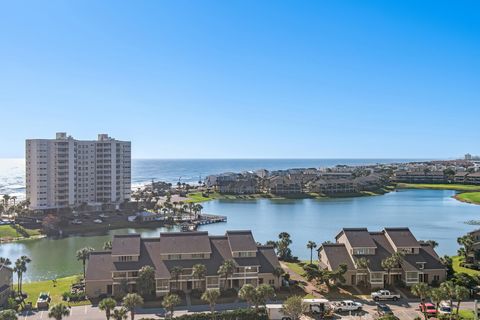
[17,300,476,320]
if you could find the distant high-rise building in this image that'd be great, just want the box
[465,153,472,160]
[26,133,131,210]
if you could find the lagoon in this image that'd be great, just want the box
[0,189,478,281]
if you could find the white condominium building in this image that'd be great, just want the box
[26,132,131,210]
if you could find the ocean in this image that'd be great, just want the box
[0,158,424,198]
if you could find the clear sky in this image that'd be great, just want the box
[0,1,479,159]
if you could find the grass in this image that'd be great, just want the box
[456,309,475,320]
[452,256,480,276]
[397,183,480,192]
[0,225,41,239]
[283,262,306,276]
[456,192,480,205]
[186,192,217,203]
[22,274,90,307]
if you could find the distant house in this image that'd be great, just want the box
[308,178,356,194]
[0,263,13,307]
[466,172,480,185]
[318,227,446,288]
[268,175,303,194]
[137,211,161,222]
[394,171,447,184]
[217,179,259,194]
[454,172,469,184]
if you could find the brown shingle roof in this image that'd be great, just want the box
[159,232,212,254]
[86,252,114,281]
[384,228,420,248]
[227,230,257,252]
[321,244,355,270]
[337,228,377,248]
[112,234,141,256]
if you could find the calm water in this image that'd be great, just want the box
[0,189,478,282]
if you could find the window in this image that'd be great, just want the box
[370,273,383,282]
[168,254,182,260]
[237,251,255,258]
[269,279,275,285]
[434,275,440,282]
[406,272,418,283]
[119,256,133,262]
[191,253,205,259]
[352,248,375,255]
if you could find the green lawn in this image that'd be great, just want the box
[452,256,480,276]
[22,274,90,307]
[283,260,318,276]
[456,192,480,205]
[0,225,41,239]
[396,183,480,192]
[186,192,217,203]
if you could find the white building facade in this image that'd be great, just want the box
[26,132,131,210]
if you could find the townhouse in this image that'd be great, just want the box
[0,262,13,307]
[85,230,281,298]
[394,171,447,184]
[267,175,304,194]
[318,228,446,288]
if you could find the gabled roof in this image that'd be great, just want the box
[226,230,257,252]
[336,228,377,248]
[112,234,141,256]
[159,231,212,254]
[384,228,420,248]
[320,243,355,270]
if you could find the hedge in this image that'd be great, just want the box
[140,308,267,320]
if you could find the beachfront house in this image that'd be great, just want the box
[85,230,281,298]
[318,227,446,288]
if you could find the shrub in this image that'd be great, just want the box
[190,289,203,299]
[220,288,237,297]
[172,308,267,320]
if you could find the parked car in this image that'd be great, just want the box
[332,300,362,312]
[438,301,452,315]
[377,303,394,316]
[266,304,292,320]
[419,302,437,317]
[93,219,103,224]
[371,289,401,301]
[36,292,51,310]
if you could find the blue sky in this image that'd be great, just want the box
[0,1,479,159]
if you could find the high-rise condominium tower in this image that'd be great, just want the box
[26,132,131,210]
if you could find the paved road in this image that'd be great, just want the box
[17,300,477,320]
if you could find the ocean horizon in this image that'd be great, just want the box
[0,158,431,199]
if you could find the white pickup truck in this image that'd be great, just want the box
[371,290,401,301]
[332,300,363,312]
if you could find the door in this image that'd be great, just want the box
[187,281,192,291]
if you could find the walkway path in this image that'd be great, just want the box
[280,261,324,298]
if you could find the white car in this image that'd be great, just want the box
[371,290,401,301]
[332,300,363,312]
[438,301,452,315]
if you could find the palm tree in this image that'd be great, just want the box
[48,303,70,320]
[238,284,274,313]
[136,265,155,297]
[411,282,431,319]
[306,241,317,264]
[162,293,181,319]
[455,285,470,318]
[380,257,396,287]
[440,281,456,320]
[122,293,143,320]
[217,260,236,289]
[103,241,113,250]
[0,257,11,267]
[13,255,31,294]
[170,266,184,291]
[0,309,17,320]
[99,297,117,320]
[355,257,370,270]
[76,247,94,280]
[272,267,284,286]
[424,240,439,249]
[192,264,207,290]
[430,287,447,316]
[201,289,220,320]
[111,308,128,320]
[2,194,10,208]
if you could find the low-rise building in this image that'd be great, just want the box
[318,227,446,288]
[85,230,281,298]
[267,175,303,194]
[394,171,447,184]
[0,262,13,307]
